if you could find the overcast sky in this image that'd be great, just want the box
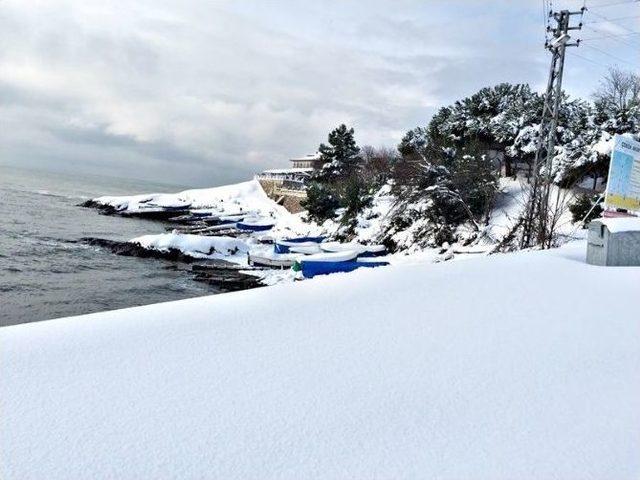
[1,0,638,187]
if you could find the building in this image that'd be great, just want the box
[255,152,323,213]
[290,152,324,170]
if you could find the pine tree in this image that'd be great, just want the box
[301,182,340,223]
[314,124,361,182]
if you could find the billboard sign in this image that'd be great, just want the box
[604,135,640,213]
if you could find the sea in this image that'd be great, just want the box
[0,165,215,327]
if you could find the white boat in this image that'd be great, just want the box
[288,245,322,255]
[301,250,359,263]
[320,242,386,256]
[247,253,296,268]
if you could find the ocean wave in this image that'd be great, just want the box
[35,190,89,201]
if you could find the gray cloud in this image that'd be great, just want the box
[0,0,632,186]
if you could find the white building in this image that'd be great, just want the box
[256,152,323,191]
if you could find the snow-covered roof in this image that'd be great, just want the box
[290,152,321,162]
[595,216,640,233]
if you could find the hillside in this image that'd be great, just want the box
[2,241,639,479]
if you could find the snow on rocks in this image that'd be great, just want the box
[91,180,287,218]
[2,241,640,478]
[130,232,249,260]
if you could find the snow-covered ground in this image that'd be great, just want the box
[2,240,639,479]
[131,232,251,260]
[93,179,283,216]
[92,178,322,241]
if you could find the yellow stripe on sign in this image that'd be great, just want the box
[606,194,640,211]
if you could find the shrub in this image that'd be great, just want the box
[568,194,603,227]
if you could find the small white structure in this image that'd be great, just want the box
[290,152,323,169]
[587,217,640,266]
[255,153,324,192]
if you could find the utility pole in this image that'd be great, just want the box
[520,8,584,249]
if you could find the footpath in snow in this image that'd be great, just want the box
[2,241,639,479]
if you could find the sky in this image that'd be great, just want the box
[1,0,638,187]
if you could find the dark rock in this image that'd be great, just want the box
[78,200,120,215]
[81,237,264,292]
[81,237,197,263]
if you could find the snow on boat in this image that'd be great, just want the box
[300,251,359,263]
[189,210,217,218]
[288,245,322,255]
[320,241,387,257]
[273,236,326,254]
[236,218,275,232]
[219,214,246,222]
[247,253,296,269]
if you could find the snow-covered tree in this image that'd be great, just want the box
[313,124,361,182]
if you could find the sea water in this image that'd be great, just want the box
[0,165,215,326]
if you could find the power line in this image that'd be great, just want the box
[583,43,639,65]
[588,14,640,22]
[588,9,640,33]
[581,30,640,39]
[581,24,640,48]
[587,0,640,9]
[571,51,611,67]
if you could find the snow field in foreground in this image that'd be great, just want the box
[1,241,639,479]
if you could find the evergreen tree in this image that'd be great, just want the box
[314,124,361,182]
[301,182,340,223]
[568,194,604,227]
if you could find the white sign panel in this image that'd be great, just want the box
[605,135,640,213]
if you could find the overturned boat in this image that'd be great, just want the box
[236,218,275,232]
[319,241,387,257]
[274,236,326,254]
[299,251,388,278]
[248,252,297,269]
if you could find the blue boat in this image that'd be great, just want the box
[236,219,275,232]
[274,236,326,254]
[299,251,388,278]
[301,259,389,279]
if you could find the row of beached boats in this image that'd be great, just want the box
[248,236,389,279]
[118,202,389,279]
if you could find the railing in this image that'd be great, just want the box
[256,172,308,183]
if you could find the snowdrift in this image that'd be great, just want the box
[2,242,639,479]
[92,179,286,217]
[130,233,249,260]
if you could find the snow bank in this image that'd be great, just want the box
[92,179,286,217]
[130,232,249,260]
[2,242,639,479]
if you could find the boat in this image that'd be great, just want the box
[189,210,217,218]
[319,241,386,257]
[301,250,359,262]
[247,253,296,269]
[274,236,326,254]
[288,245,322,254]
[218,215,246,222]
[300,251,388,278]
[236,218,275,232]
[285,236,326,243]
